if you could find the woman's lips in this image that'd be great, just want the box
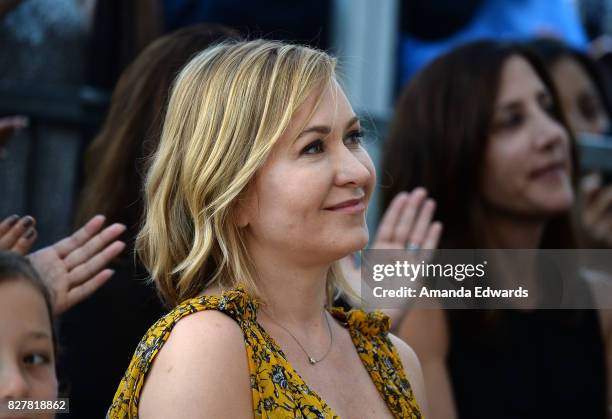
[530,162,567,179]
[324,198,366,214]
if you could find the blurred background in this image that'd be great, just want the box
[0,0,609,246]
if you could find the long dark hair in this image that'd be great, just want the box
[76,24,239,247]
[527,38,612,122]
[0,251,57,353]
[382,40,578,249]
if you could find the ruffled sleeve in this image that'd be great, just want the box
[330,307,391,336]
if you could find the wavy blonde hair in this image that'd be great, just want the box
[137,39,351,307]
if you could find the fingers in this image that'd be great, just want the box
[393,188,427,243]
[376,192,409,243]
[375,188,443,250]
[0,214,18,237]
[583,185,612,227]
[422,222,443,251]
[61,269,115,315]
[407,198,436,245]
[63,222,126,271]
[589,217,612,244]
[53,215,107,258]
[11,227,37,254]
[0,215,36,253]
[66,240,125,287]
[580,173,602,202]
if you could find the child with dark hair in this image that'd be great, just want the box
[0,251,57,418]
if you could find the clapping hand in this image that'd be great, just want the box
[340,188,442,313]
[580,173,612,247]
[369,188,442,252]
[28,215,126,315]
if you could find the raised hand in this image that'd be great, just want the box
[372,188,442,252]
[580,173,612,247]
[28,215,126,315]
[0,214,37,254]
[340,188,443,310]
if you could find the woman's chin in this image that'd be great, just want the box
[544,191,575,214]
[525,184,574,215]
[342,229,370,255]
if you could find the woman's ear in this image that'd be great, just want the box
[237,206,249,228]
[235,187,255,228]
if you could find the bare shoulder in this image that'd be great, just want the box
[139,310,253,419]
[388,333,429,417]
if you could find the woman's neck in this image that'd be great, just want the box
[247,240,331,328]
[479,207,545,249]
[477,207,547,304]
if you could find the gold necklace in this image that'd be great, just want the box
[261,309,333,365]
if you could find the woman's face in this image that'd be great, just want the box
[239,80,375,266]
[481,55,574,218]
[550,55,610,135]
[0,278,56,419]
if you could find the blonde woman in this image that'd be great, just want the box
[108,40,428,419]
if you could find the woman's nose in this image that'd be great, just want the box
[334,146,373,187]
[533,112,569,151]
[0,363,30,399]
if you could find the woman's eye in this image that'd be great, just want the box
[301,140,324,155]
[23,353,50,366]
[577,93,600,121]
[495,112,524,130]
[539,95,555,116]
[345,130,364,147]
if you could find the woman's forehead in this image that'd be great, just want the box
[496,55,546,103]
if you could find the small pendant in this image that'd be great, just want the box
[308,357,316,364]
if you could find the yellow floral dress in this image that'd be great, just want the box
[107,287,422,418]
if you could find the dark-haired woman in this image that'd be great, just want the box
[383,40,612,419]
[529,38,612,251]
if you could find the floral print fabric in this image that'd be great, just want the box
[107,287,422,418]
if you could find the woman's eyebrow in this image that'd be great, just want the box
[24,331,51,340]
[345,116,360,129]
[495,101,522,113]
[296,116,361,140]
[297,125,331,139]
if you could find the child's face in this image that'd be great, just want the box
[0,278,57,418]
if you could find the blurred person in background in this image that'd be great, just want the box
[64,23,239,418]
[383,40,611,419]
[529,38,612,250]
[529,38,611,136]
[0,251,57,419]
